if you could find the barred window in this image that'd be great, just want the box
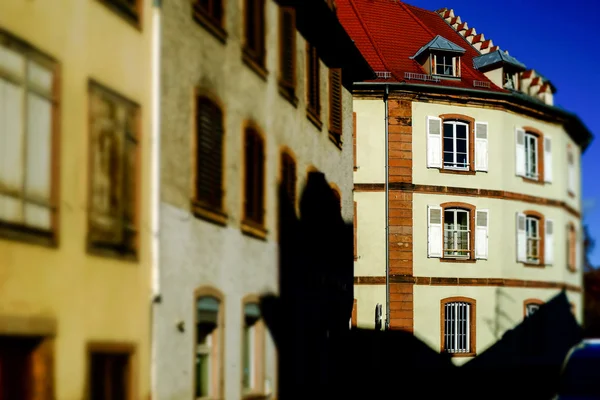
[442,300,475,354]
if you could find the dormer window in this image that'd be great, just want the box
[432,53,460,77]
[411,35,465,80]
[503,71,519,90]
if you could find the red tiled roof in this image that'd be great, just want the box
[336,0,506,92]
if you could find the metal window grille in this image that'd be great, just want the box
[444,302,471,353]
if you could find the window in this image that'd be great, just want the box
[243,127,266,235]
[515,127,549,183]
[516,211,552,266]
[444,208,470,258]
[243,0,266,72]
[432,53,459,77]
[441,297,476,356]
[443,120,469,170]
[306,44,321,128]
[192,0,226,41]
[503,71,519,90]
[353,201,358,260]
[524,299,543,318]
[567,145,575,195]
[278,7,296,103]
[353,112,357,170]
[242,301,265,396]
[88,81,139,258]
[195,294,222,399]
[428,203,488,261]
[88,345,133,400]
[329,68,343,146]
[280,150,296,207]
[568,222,576,272]
[0,34,59,245]
[193,95,226,224]
[97,0,142,26]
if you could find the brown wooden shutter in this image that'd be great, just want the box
[244,129,265,225]
[196,97,224,209]
[329,68,342,137]
[279,8,296,91]
[256,134,265,225]
[307,44,320,114]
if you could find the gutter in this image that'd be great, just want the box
[384,85,390,330]
[150,0,162,397]
[354,81,593,151]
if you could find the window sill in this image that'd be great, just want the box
[278,82,298,107]
[0,221,57,248]
[306,108,322,130]
[242,49,268,82]
[328,131,343,150]
[191,200,228,226]
[192,9,228,44]
[522,176,544,185]
[523,262,544,268]
[87,242,138,263]
[440,258,476,263]
[241,220,268,241]
[440,169,476,175]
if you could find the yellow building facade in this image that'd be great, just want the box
[0,0,153,398]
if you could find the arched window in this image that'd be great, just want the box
[524,299,544,318]
[241,298,265,395]
[441,297,476,356]
[243,127,265,227]
[195,288,224,399]
[280,150,297,207]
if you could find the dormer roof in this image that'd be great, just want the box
[473,50,527,72]
[411,34,466,60]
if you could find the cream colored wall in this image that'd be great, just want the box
[412,101,582,213]
[354,191,386,276]
[354,285,386,329]
[414,192,582,286]
[413,285,582,364]
[156,0,355,399]
[353,99,386,184]
[0,1,153,399]
[483,68,503,88]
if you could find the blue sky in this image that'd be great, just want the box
[405,0,600,265]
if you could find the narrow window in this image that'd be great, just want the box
[244,128,265,227]
[443,208,470,258]
[279,7,296,101]
[353,201,358,260]
[98,0,142,25]
[568,223,576,271]
[443,120,469,170]
[441,298,475,355]
[524,132,539,179]
[280,151,296,207]
[88,82,139,258]
[567,145,575,195]
[243,0,266,67]
[0,35,58,243]
[306,44,321,125]
[353,112,357,169]
[195,96,224,212]
[526,215,541,263]
[196,295,221,398]
[242,302,264,395]
[89,348,132,400]
[328,68,343,144]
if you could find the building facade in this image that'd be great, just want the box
[152,0,372,398]
[337,0,592,361]
[0,0,153,398]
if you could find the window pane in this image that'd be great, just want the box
[456,152,467,168]
[456,211,468,230]
[456,138,467,153]
[443,122,453,138]
[196,353,210,397]
[242,325,253,389]
[443,137,454,152]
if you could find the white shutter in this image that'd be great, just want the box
[428,205,443,258]
[543,137,552,183]
[427,116,442,169]
[515,128,525,177]
[516,212,527,262]
[544,219,554,265]
[0,78,25,224]
[474,122,488,172]
[475,209,489,259]
[576,226,582,271]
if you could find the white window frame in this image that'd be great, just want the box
[443,120,469,170]
[524,132,538,179]
[526,216,541,263]
[443,208,470,259]
[443,301,471,354]
[525,303,540,317]
[433,53,456,77]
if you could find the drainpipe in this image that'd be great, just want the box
[150,0,162,397]
[384,85,390,330]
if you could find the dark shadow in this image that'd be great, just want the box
[260,171,582,399]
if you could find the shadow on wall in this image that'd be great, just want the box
[260,171,582,400]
